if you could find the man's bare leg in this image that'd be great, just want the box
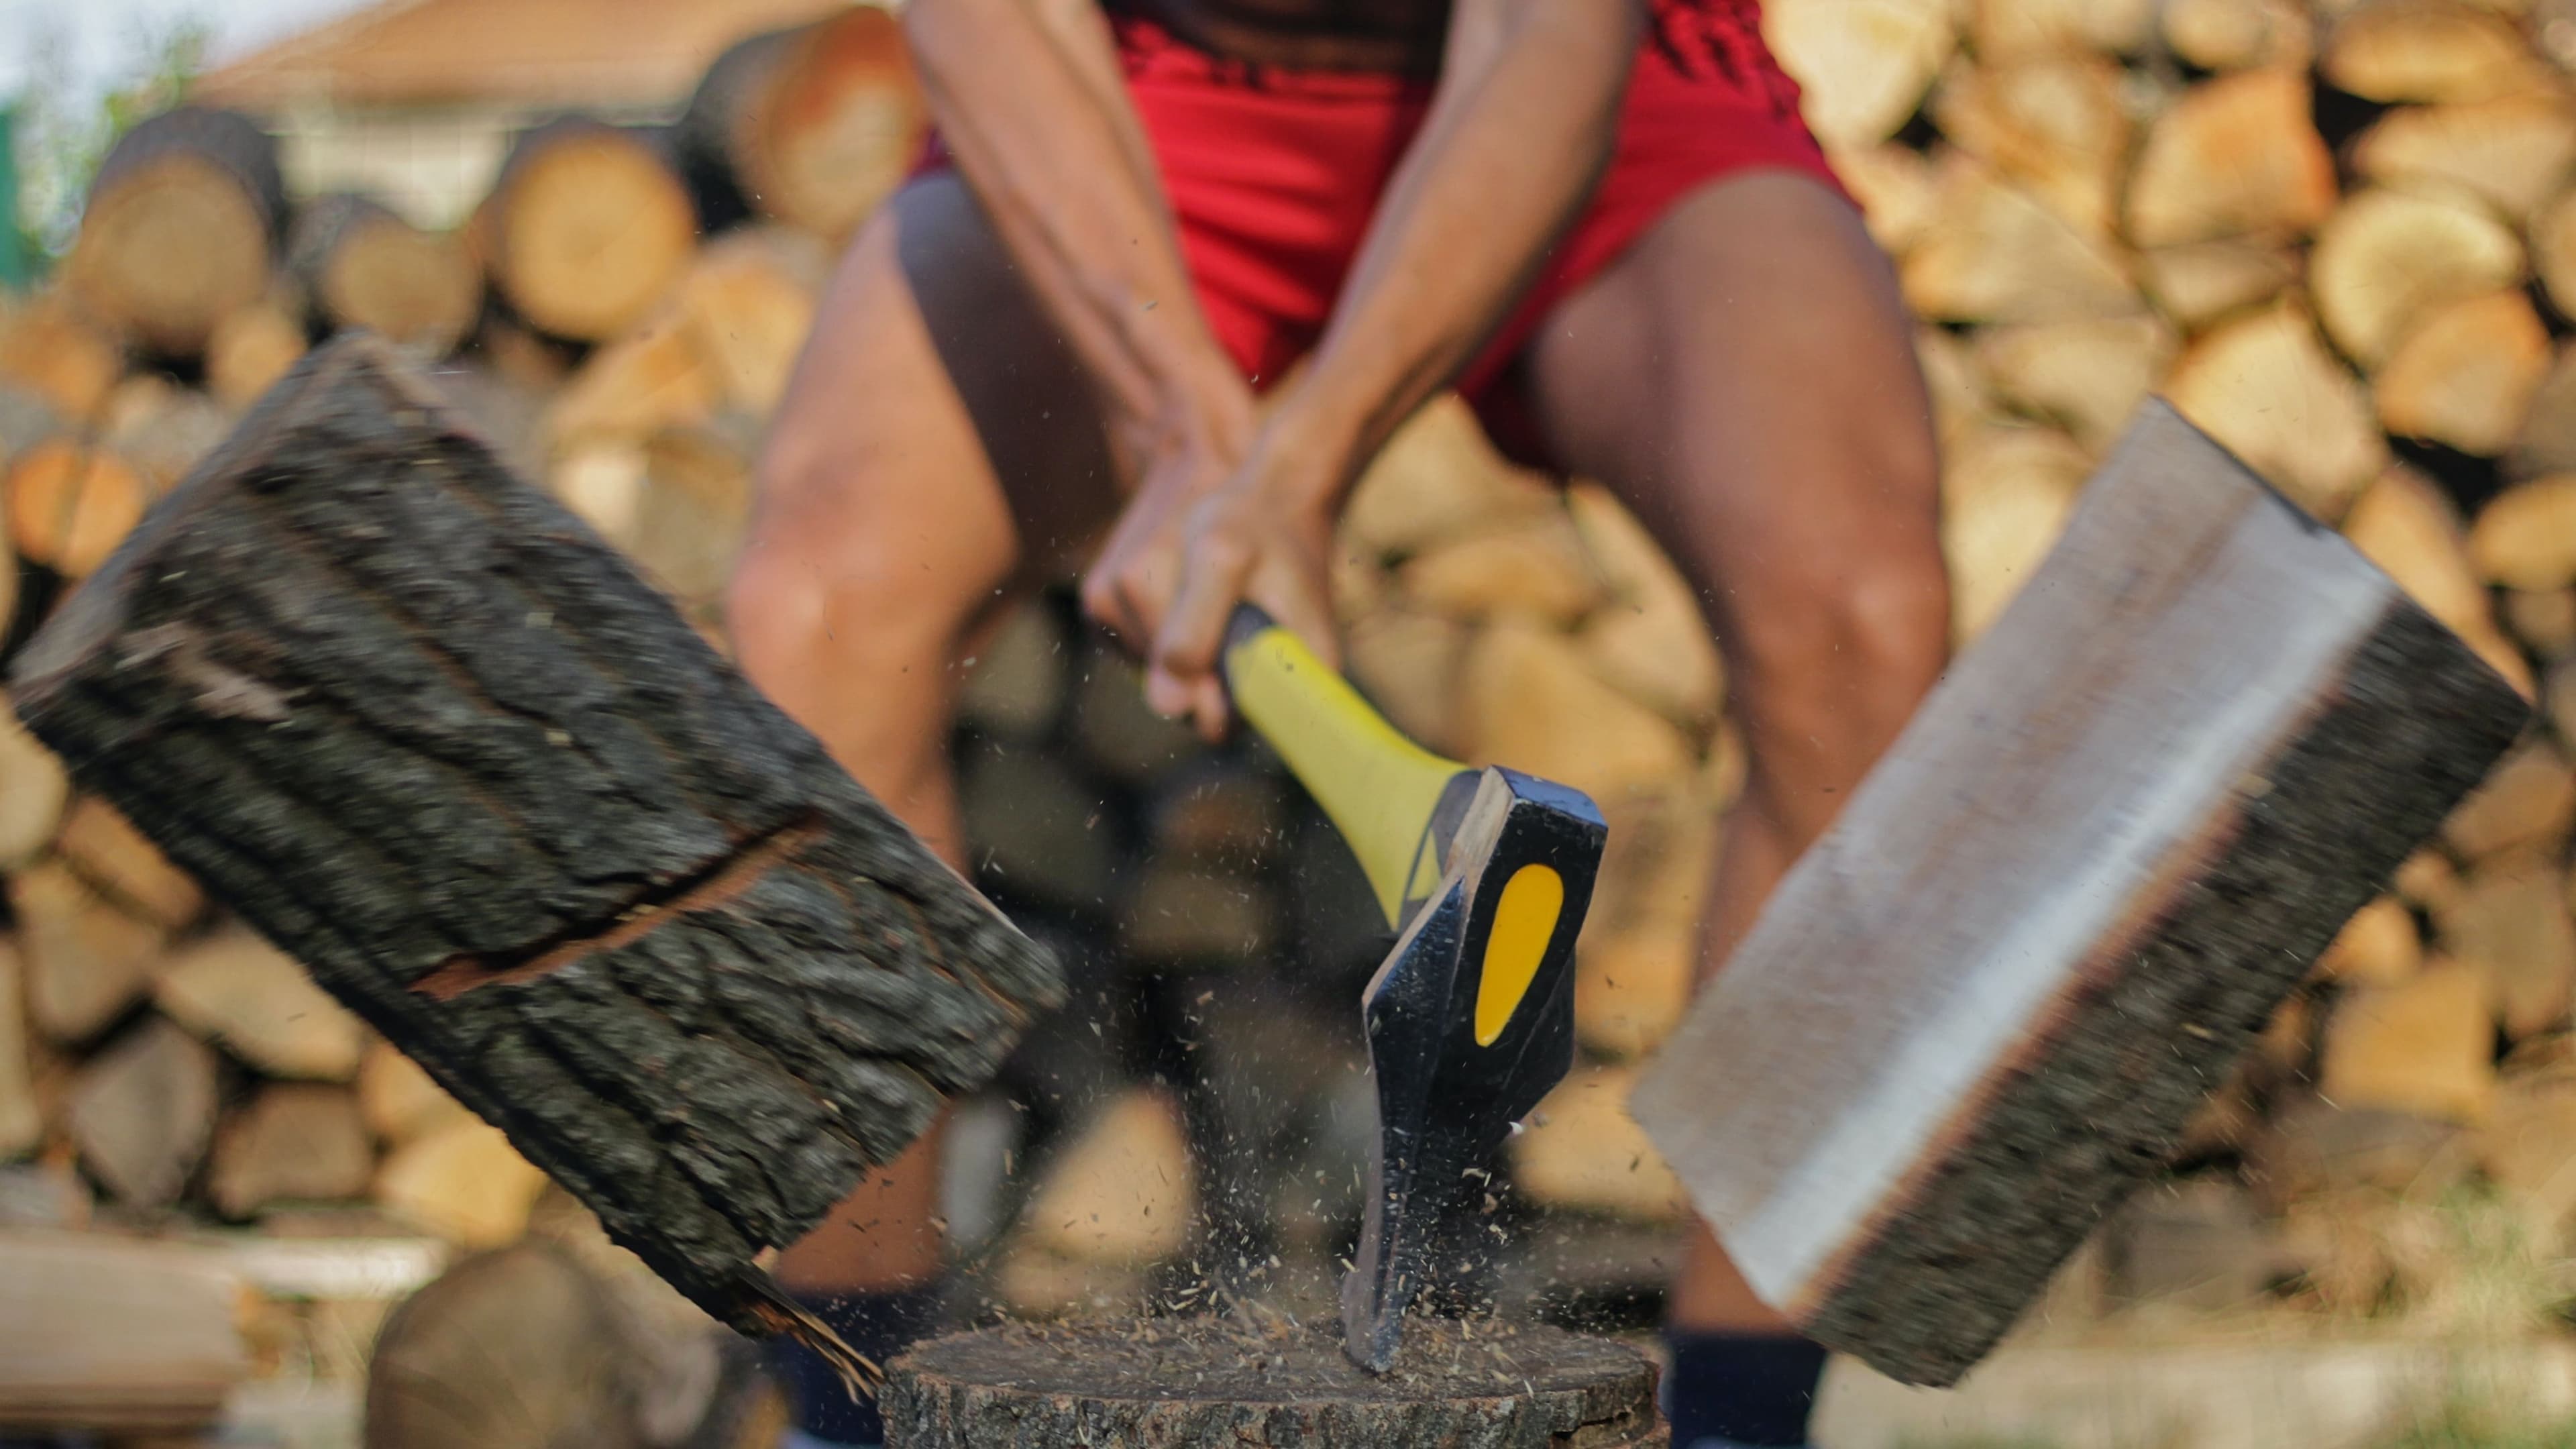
[1525,171,1950,1442]
[727,174,1118,1441]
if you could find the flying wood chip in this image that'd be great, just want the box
[9,333,1063,1370]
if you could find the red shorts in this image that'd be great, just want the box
[924,0,1843,466]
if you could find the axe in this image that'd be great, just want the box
[1215,604,1606,1371]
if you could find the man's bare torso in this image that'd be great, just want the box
[1110,0,1453,72]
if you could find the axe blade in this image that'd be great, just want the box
[1339,768,1603,1371]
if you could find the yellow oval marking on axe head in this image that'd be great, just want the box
[1475,863,1564,1046]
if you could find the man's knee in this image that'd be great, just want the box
[729,444,986,678]
[1722,439,1949,771]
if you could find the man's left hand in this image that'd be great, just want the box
[1138,426,1346,741]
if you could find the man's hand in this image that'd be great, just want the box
[1147,421,1346,739]
[1083,394,1348,742]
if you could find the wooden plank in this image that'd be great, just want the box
[8,333,1063,1350]
[0,1229,250,1432]
[1633,399,2528,1387]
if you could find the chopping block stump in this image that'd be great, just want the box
[880,1319,1665,1448]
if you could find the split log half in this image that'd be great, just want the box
[2322,0,2554,104]
[0,694,69,873]
[880,1320,1665,1449]
[7,334,1061,1352]
[66,1017,219,1208]
[1939,423,2092,644]
[0,943,35,1158]
[56,796,206,930]
[13,859,164,1044]
[2125,69,2339,248]
[1764,0,1955,152]
[2310,184,2524,368]
[676,9,928,239]
[1971,0,2156,58]
[2163,300,2388,519]
[155,930,366,1081]
[1829,143,1944,256]
[2161,0,2315,71]
[64,107,284,358]
[2373,288,2552,453]
[2531,183,2576,321]
[1974,315,2178,452]
[2353,94,2576,223]
[2137,241,2300,332]
[2512,343,2576,478]
[1902,158,2141,323]
[672,227,828,416]
[1631,400,2528,1387]
[209,1083,374,1217]
[2472,475,2576,589]
[480,117,698,343]
[288,193,482,356]
[1933,54,2129,241]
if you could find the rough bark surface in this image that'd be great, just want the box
[881,1319,1665,1449]
[9,334,1063,1358]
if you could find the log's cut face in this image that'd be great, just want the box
[880,1319,1666,1449]
[7,333,1063,1346]
[1632,400,2530,1388]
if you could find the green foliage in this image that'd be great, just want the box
[7,13,213,270]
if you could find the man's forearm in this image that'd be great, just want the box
[904,0,1246,449]
[1271,0,1643,497]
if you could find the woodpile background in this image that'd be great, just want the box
[13,0,2576,1433]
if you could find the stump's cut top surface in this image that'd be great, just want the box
[881,1317,1664,1448]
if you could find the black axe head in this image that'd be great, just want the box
[1339,767,1604,1371]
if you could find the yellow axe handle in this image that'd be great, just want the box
[1218,606,1469,929]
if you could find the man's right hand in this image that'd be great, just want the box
[1080,375,1259,671]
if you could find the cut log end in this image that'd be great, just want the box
[880,1319,1666,1449]
[486,120,698,341]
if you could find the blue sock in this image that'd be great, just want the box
[765,1284,945,1447]
[1661,1330,1828,1448]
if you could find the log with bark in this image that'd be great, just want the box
[478,117,700,343]
[676,9,928,240]
[288,193,482,356]
[64,107,285,358]
[8,334,1061,1360]
[879,1320,1666,1448]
